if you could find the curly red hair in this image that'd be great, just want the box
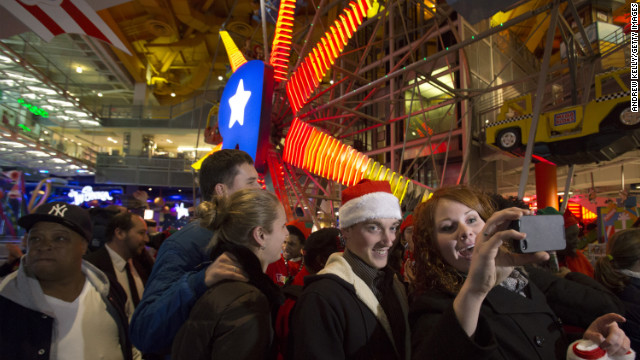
[412,185,495,295]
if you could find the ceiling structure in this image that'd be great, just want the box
[0,0,636,215]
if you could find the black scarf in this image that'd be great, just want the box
[210,240,285,312]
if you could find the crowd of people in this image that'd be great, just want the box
[0,148,638,359]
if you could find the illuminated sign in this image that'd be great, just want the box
[286,0,371,114]
[17,98,49,118]
[174,202,189,219]
[218,60,274,172]
[284,117,413,203]
[144,209,154,220]
[68,186,113,205]
[269,0,296,82]
[553,110,577,126]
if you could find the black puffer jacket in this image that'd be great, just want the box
[171,241,284,360]
[410,267,625,360]
[618,277,640,352]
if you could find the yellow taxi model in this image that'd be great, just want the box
[485,68,639,165]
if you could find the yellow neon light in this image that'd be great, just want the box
[220,31,247,73]
[334,24,347,47]
[270,0,297,81]
[389,172,399,193]
[328,29,341,56]
[367,0,383,18]
[336,144,348,182]
[190,143,223,170]
[398,179,410,203]
[324,141,340,177]
[350,3,363,23]
[307,132,322,171]
[345,11,357,31]
[309,52,322,82]
[315,133,331,174]
[380,168,390,181]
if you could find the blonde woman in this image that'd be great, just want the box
[172,188,288,359]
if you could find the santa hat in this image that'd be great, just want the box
[287,220,311,239]
[400,214,414,234]
[338,180,402,229]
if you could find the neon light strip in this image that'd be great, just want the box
[220,31,248,73]
[283,117,414,202]
[270,0,297,82]
[285,0,370,114]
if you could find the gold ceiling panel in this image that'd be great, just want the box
[104,0,256,104]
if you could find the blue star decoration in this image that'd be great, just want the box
[218,60,274,172]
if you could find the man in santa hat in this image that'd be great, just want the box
[291,180,410,360]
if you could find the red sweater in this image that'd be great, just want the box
[266,255,303,287]
[274,266,310,360]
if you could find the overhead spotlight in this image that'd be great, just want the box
[166,139,173,143]
[97,92,103,97]
[218,75,224,81]
[170,93,176,97]
[330,80,334,85]
[76,66,83,73]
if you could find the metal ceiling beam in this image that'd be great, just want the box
[310,1,557,117]
[517,1,559,199]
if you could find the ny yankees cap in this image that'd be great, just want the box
[18,202,93,241]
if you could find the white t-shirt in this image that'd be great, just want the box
[43,278,123,360]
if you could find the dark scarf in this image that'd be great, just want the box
[210,240,285,313]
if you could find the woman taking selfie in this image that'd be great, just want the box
[172,188,287,359]
[409,185,630,360]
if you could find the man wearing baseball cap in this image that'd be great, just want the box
[0,202,132,360]
[291,180,410,360]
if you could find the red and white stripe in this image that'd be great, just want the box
[1,0,131,55]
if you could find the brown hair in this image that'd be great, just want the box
[198,149,255,201]
[200,188,281,250]
[594,228,640,294]
[413,185,495,295]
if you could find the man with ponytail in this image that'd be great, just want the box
[130,149,262,356]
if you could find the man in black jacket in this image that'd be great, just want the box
[86,212,149,320]
[291,180,410,360]
[0,202,132,360]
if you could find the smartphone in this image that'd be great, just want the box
[508,214,566,253]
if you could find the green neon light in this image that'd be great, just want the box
[17,98,49,118]
[18,124,31,132]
